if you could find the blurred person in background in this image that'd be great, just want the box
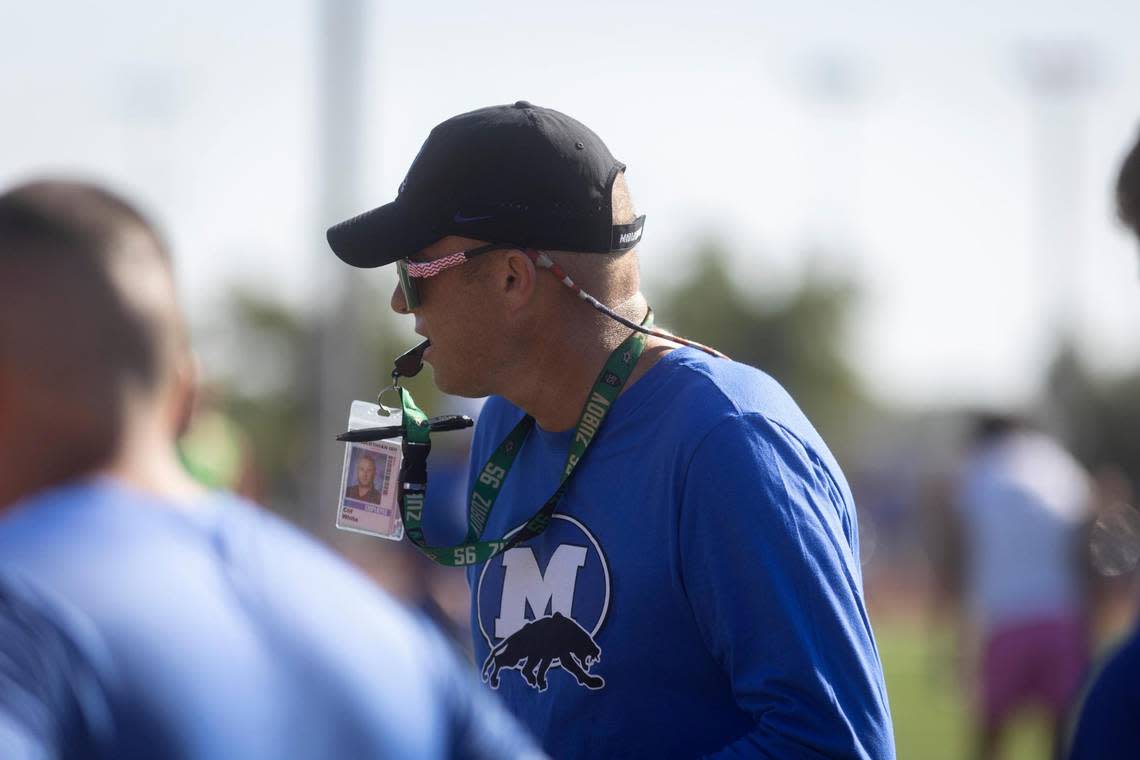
[0,180,539,759]
[945,413,1092,760]
[1068,127,1140,758]
[328,102,894,759]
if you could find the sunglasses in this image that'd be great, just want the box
[396,243,503,309]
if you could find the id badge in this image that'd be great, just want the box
[336,400,404,541]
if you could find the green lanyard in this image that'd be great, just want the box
[397,312,652,567]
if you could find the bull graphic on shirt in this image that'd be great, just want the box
[481,612,604,691]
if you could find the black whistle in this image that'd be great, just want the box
[393,339,430,379]
[336,415,474,443]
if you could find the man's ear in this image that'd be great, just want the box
[171,351,200,440]
[496,249,539,311]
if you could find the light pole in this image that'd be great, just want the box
[1020,42,1096,348]
[310,0,370,531]
[1019,42,1097,436]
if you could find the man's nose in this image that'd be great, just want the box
[390,282,409,314]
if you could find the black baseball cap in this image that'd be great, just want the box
[327,101,646,268]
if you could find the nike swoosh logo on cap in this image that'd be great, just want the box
[453,212,494,224]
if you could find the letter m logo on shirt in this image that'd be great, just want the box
[494,546,587,640]
[476,514,611,653]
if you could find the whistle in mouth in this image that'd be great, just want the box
[393,339,430,379]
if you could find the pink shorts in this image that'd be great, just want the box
[980,614,1089,727]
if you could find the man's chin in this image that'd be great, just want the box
[426,364,459,396]
[427,364,486,399]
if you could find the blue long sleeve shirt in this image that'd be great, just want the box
[466,347,894,758]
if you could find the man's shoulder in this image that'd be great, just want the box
[0,480,402,627]
[642,351,856,506]
[473,350,832,466]
[636,348,824,446]
[0,481,127,568]
[0,479,255,558]
[646,347,791,407]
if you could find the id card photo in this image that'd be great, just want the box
[337,441,403,540]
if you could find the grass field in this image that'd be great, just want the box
[876,617,1052,760]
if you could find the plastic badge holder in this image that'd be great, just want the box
[336,400,405,541]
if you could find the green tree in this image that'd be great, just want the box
[651,239,867,450]
[1047,343,1140,493]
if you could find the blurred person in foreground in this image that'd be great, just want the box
[0,180,540,759]
[327,102,894,758]
[1068,128,1140,758]
[946,413,1092,760]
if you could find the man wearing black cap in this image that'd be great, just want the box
[329,102,895,759]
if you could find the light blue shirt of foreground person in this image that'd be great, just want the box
[0,479,542,760]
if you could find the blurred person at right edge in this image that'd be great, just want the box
[0,180,541,759]
[945,413,1094,760]
[1068,129,1140,759]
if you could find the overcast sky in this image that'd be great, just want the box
[3,0,1138,409]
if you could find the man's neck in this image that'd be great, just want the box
[497,294,675,431]
[102,415,206,509]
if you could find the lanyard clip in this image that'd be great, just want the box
[376,380,402,417]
